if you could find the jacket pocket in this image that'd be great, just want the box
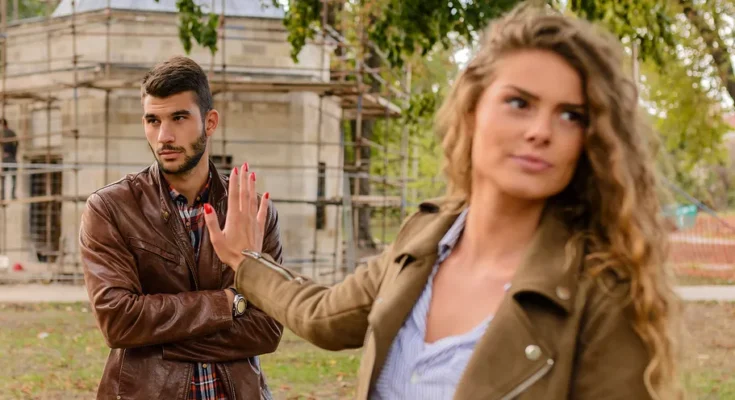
[129,237,179,263]
[128,237,188,293]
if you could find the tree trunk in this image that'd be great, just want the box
[681,1,735,103]
[353,44,383,249]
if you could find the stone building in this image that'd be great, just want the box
[0,0,398,282]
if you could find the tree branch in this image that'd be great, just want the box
[680,0,735,102]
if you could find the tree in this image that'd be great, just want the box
[153,0,219,54]
[5,0,47,20]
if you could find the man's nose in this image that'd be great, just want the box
[157,121,175,143]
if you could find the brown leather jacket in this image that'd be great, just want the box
[80,161,284,400]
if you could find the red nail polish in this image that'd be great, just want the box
[251,172,256,181]
[244,162,249,172]
[264,192,269,200]
[204,204,213,214]
[232,167,238,175]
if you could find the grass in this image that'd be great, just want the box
[0,301,734,399]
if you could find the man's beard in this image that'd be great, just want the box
[150,128,208,175]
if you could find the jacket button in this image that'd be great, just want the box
[555,286,570,300]
[116,396,121,400]
[525,344,542,361]
[162,210,170,220]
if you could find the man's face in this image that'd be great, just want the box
[142,91,217,175]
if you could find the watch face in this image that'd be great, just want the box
[236,299,246,314]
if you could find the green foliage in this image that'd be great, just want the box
[643,58,729,184]
[567,0,676,66]
[272,0,321,62]
[368,0,519,67]
[154,0,219,55]
[7,0,48,19]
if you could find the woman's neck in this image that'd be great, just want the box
[458,184,546,272]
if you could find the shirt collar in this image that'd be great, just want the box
[168,171,212,206]
[437,207,469,263]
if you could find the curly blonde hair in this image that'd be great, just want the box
[436,4,681,399]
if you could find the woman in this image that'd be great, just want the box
[203,4,681,399]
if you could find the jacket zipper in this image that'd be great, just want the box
[223,366,237,400]
[184,363,193,400]
[247,252,302,282]
[499,358,555,400]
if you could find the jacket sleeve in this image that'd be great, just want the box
[233,247,393,351]
[80,193,234,349]
[161,199,284,362]
[571,279,653,399]
[160,305,282,362]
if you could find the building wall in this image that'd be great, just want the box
[1,11,344,281]
[5,10,329,89]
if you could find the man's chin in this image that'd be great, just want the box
[157,160,186,175]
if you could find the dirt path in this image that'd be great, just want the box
[2,283,735,303]
[0,284,89,303]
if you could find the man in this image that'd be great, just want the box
[1,118,17,200]
[80,56,283,400]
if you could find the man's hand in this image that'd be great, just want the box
[203,163,269,270]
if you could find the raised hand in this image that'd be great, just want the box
[203,163,270,270]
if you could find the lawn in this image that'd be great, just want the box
[0,301,733,399]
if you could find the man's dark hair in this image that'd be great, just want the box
[141,56,213,120]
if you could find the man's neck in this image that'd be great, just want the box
[164,160,210,205]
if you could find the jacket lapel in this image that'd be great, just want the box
[196,167,228,289]
[365,197,467,386]
[152,160,228,291]
[455,208,585,399]
[367,253,436,386]
[152,162,200,288]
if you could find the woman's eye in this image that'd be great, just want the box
[507,97,528,109]
[561,110,588,126]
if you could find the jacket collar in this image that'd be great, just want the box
[391,196,584,314]
[151,159,229,220]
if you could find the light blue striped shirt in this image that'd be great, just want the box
[372,208,501,399]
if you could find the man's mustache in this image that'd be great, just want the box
[157,144,185,154]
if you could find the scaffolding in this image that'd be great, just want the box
[0,0,433,285]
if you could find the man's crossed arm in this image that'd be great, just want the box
[79,192,283,362]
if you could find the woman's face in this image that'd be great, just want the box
[471,49,587,202]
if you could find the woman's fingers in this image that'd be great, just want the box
[225,166,240,228]
[239,162,248,214]
[249,172,258,220]
[256,192,269,251]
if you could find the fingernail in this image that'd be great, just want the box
[251,172,256,181]
[232,167,238,175]
[244,162,249,172]
[264,192,269,200]
[204,204,213,214]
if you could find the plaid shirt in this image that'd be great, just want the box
[167,173,228,400]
